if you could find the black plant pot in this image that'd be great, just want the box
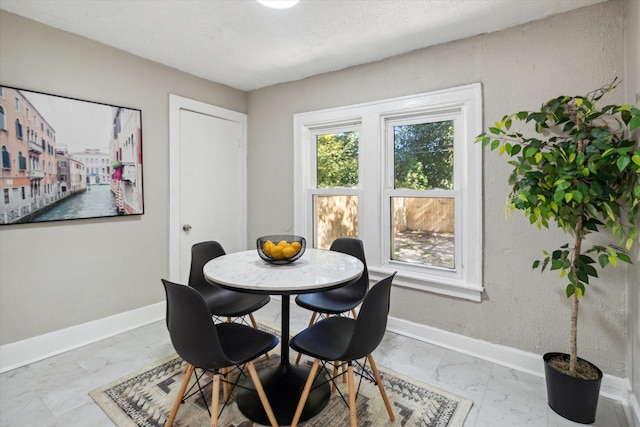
[543,352,603,424]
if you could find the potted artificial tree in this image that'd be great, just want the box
[476,79,640,424]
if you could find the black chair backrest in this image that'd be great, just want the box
[189,241,226,292]
[338,272,396,361]
[330,237,369,295]
[162,279,230,369]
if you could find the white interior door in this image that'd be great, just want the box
[169,95,247,284]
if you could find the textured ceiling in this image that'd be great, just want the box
[0,0,605,91]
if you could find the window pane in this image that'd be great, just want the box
[391,197,454,269]
[316,131,359,188]
[394,121,454,190]
[314,195,358,249]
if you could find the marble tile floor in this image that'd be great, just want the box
[0,298,631,427]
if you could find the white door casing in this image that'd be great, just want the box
[169,95,247,284]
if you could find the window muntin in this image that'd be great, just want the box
[294,84,483,301]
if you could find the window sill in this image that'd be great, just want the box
[368,267,483,302]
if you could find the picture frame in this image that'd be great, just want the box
[0,85,144,225]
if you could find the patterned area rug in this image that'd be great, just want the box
[90,324,472,427]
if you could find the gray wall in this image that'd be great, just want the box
[247,0,632,376]
[0,11,247,344]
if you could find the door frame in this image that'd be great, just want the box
[168,94,247,282]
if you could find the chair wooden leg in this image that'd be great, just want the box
[166,363,194,427]
[219,318,230,400]
[247,361,278,427]
[248,312,259,328]
[209,372,221,427]
[249,313,270,359]
[367,354,395,421]
[295,311,318,364]
[347,363,357,427]
[291,359,320,427]
[222,367,229,401]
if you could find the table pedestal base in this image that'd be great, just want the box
[237,363,330,425]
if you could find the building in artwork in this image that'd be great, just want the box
[0,87,60,224]
[71,148,110,186]
[110,107,143,215]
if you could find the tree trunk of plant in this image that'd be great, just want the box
[569,128,586,376]
[569,215,583,375]
[569,285,579,375]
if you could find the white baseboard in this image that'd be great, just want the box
[0,302,165,373]
[387,316,638,419]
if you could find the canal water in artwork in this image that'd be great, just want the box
[33,185,117,222]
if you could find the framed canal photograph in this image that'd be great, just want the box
[0,85,144,225]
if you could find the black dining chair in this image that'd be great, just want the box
[161,279,279,427]
[189,241,271,327]
[289,272,396,427]
[294,237,369,364]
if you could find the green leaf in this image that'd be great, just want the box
[505,117,512,130]
[491,140,500,150]
[598,254,609,268]
[617,156,631,172]
[551,259,564,270]
[582,264,598,277]
[617,252,632,263]
[532,260,540,269]
[577,269,589,284]
[566,284,575,298]
[524,146,538,159]
[630,116,640,131]
[571,190,583,203]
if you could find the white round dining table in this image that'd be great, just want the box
[203,248,364,425]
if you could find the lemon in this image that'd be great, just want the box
[263,240,275,256]
[277,240,288,248]
[290,241,302,253]
[282,246,296,259]
[270,245,283,260]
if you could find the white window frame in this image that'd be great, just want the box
[294,84,483,301]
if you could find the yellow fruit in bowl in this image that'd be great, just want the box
[262,240,275,256]
[290,241,302,252]
[282,246,296,259]
[270,245,283,260]
[277,240,288,248]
